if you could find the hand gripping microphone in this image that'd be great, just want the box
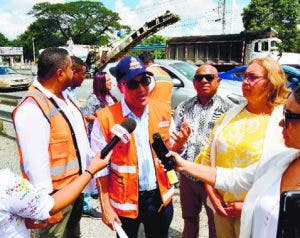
[152,133,178,185]
[100,118,136,159]
[152,133,175,170]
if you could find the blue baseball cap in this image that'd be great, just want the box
[115,56,153,82]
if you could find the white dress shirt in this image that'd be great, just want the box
[14,80,93,194]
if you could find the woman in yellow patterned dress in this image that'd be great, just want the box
[194,58,289,238]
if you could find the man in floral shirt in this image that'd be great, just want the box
[173,65,238,238]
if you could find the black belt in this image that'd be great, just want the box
[139,188,158,198]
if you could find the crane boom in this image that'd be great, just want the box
[94,11,180,70]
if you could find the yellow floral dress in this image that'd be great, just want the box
[195,109,270,203]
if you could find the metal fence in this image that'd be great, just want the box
[0,94,21,122]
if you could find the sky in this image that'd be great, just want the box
[0,0,251,40]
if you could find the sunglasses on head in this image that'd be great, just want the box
[122,75,151,90]
[194,74,215,82]
[283,108,300,127]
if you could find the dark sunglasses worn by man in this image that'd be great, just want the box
[121,75,151,90]
[194,74,215,82]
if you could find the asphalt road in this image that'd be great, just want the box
[0,122,209,238]
[0,77,95,105]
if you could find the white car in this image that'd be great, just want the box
[0,66,33,90]
[102,59,244,109]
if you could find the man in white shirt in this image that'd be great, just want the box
[13,47,93,238]
[91,56,190,238]
[63,55,86,105]
[63,55,101,219]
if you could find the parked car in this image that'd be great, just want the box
[102,59,244,109]
[218,65,300,90]
[0,66,33,90]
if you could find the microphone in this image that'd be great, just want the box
[101,118,136,159]
[152,133,175,170]
[152,133,178,185]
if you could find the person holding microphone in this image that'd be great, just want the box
[0,152,110,238]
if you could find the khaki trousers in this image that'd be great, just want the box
[32,204,72,238]
[214,213,240,238]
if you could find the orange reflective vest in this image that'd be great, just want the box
[96,99,174,218]
[13,86,81,191]
[148,64,173,105]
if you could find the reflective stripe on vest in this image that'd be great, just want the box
[147,65,172,82]
[50,159,80,178]
[110,198,138,211]
[162,186,175,203]
[154,76,173,83]
[110,162,136,174]
[20,90,62,122]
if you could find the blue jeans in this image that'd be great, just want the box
[118,189,173,238]
[83,193,91,212]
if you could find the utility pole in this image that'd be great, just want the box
[32,37,36,62]
[230,0,234,33]
[222,0,226,34]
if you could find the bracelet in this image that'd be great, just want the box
[85,169,94,179]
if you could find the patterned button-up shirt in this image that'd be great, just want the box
[173,93,234,163]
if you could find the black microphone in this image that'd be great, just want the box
[100,118,136,159]
[152,133,176,170]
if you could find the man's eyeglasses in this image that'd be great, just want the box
[121,75,151,90]
[194,74,215,82]
[283,109,300,127]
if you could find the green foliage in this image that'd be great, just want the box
[140,35,169,45]
[12,19,65,61]
[242,0,300,52]
[6,1,131,60]
[0,32,9,46]
[131,35,170,59]
[29,1,130,45]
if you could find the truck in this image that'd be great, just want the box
[166,27,300,71]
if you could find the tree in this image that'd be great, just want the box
[0,32,10,46]
[12,19,65,60]
[242,0,300,52]
[140,35,169,45]
[131,35,170,59]
[29,1,130,45]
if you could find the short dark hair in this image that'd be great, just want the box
[139,52,154,65]
[293,86,300,105]
[37,47,70,80]
[71,55,86,72]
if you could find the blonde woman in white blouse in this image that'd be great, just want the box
[167,86,300,238]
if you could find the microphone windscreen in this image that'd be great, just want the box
[121,118,136,133]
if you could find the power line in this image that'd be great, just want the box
[117,0,244,35]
